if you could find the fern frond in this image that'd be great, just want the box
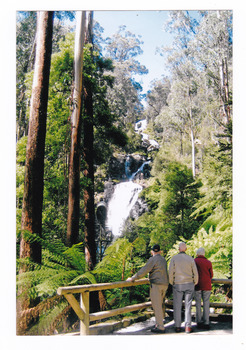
[69,271,97,285]
[27,300,69,335]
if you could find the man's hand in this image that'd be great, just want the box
[126,277,133,282]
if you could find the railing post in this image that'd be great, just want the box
[80,291,90,335]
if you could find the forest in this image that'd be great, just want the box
[16,10,232,335]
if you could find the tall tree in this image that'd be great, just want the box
[19,11,54,265]
[16,11,76,141]
[194,10,232,126]
[82,11,97,269]
[18,11,54,335]
[105,26,148,125]
[159,11,203,176]
[66,11,86,247]
[16,12,37,140]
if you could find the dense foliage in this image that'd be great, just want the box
[16,10,232,334]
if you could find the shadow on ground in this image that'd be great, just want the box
[112,314,232,336]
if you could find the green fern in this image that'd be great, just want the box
[166,212,232,279]
[17,234,89,335]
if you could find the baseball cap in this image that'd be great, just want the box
[151,244,160,252]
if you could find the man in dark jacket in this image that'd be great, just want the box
[126,244,169,333]
[194,247,213,329]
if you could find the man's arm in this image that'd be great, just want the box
[168,258,174,285]
[209,261,213,279]
[126,258,154,282]
[192,259,199,285]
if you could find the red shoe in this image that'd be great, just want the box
[185,326,193,333]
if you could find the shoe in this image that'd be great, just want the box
[175,327,182,333]
[202,324,210,330]
[151,327,165,334]
[197,323,203,329]
[185,326,193,333]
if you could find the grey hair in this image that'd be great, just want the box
[196,247,205,256]
[179,242,187,251]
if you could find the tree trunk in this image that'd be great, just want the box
[220,58,230,124]
[188,94,196,178]
[17,11,54,335]
[20,11,54,265]
[83,11,97,269]
[191,128,196,178]
[66,11,86,247]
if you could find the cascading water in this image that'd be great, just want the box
[106,158,151,238]
[106,181,142,238]
[105,156,152,238]
[129,160,150,180]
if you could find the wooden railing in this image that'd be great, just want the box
[57,278,232,335]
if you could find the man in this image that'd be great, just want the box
[169,242,198,333]
[194,247,213,330]
[127,244,169,333]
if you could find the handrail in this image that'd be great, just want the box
[57,278,149,295]
[57,278,232,335]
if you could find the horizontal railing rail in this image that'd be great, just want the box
[57,278,232,335]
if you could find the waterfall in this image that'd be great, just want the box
[105,158,151,238]
[129,160,150,180]
[106,181,142,238]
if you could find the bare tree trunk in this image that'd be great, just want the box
[191,128,196,178]
[17,11,54,335]
[220,58,230,124]
[20,11,54,265]
[66,11,86,247]
[187,93,196,178]
[83,11,97,269]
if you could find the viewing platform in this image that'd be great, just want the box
[57,278,232,336]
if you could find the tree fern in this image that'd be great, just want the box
[16,233,90,335]
[166,212,232,279]
[93,237,149,308]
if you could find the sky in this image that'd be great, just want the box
[93,10,173,96]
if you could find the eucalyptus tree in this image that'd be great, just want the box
[66,11,86,248]
[16,12,37,140]
[146,78,171,120]
[193,10,232,126]
[159,11,203,177]
[18,11,54,335]
[16,11,75,141]
[105,25,148,125]
[144,77,171,143]
[82,11,97,269]
[167,71,204,177]
[20,11,54,265]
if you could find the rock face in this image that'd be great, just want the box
[130,197,148,220]
[108,153,150,180]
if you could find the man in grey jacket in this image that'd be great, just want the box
[169,242,198,333]
[127,244,169,333]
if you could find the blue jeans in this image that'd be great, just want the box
[194,290,211,325]
[173,283,195,327]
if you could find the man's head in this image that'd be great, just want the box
[179,242,187,252]
[196,247,205,256]
[151,244,161,255]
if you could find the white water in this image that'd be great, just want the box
[106,181,142,237]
